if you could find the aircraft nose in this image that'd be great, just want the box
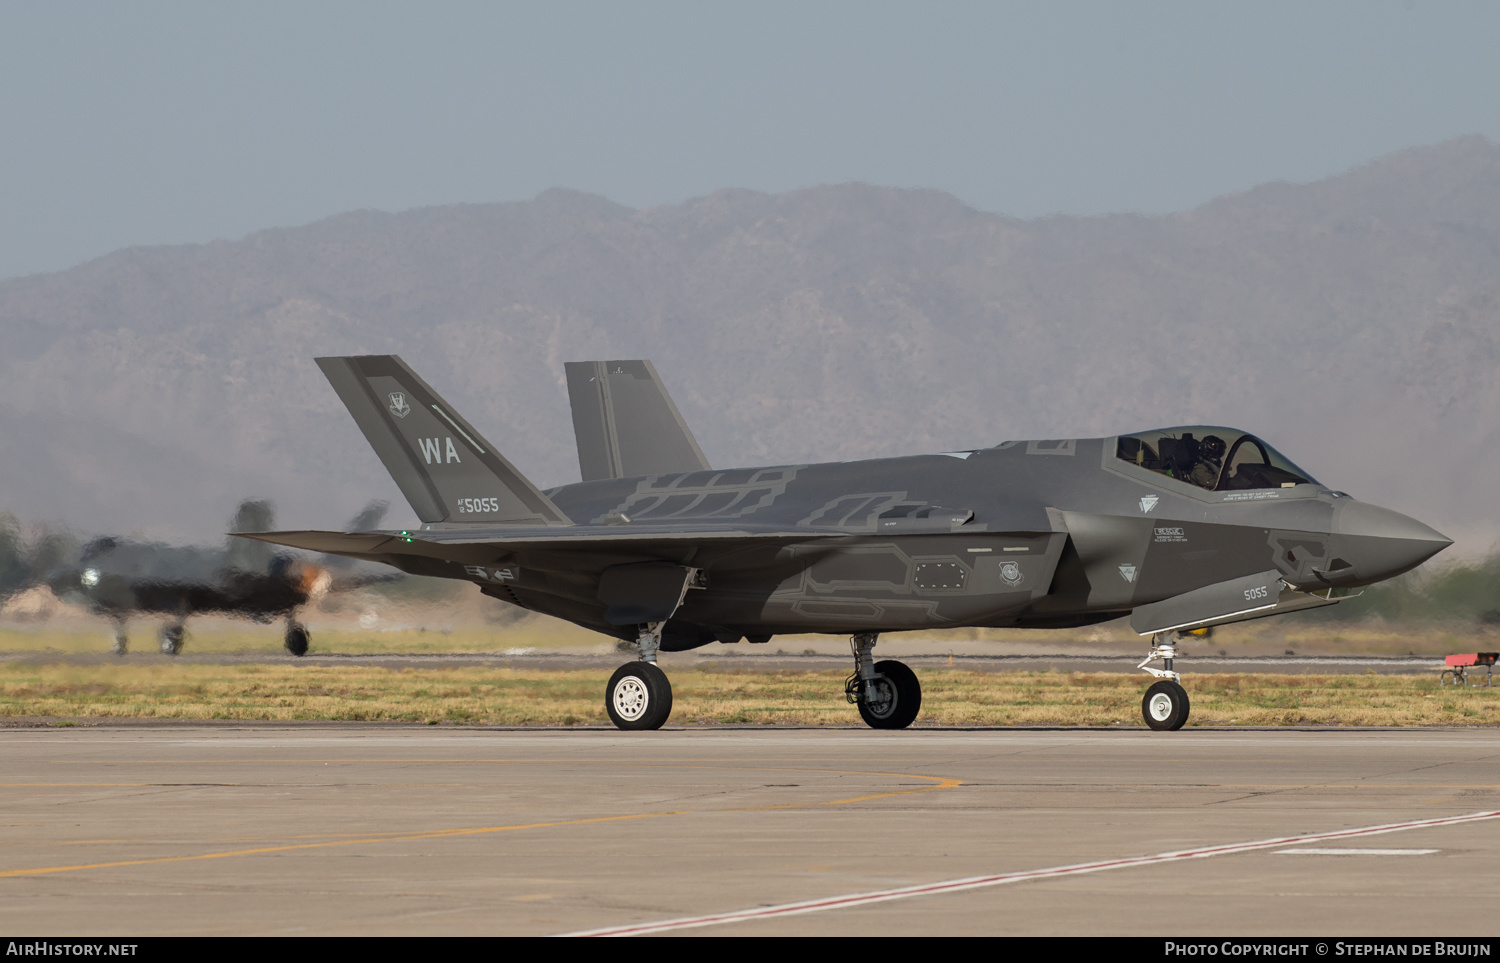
[1329,500,1452,585]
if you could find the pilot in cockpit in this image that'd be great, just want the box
[1185,434,1226,489]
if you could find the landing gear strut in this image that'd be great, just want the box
[845,633,922,729]
[159,622,185,656]
[1138,633,1190,730]
[604,621,673,730]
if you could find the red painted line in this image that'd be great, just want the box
[561,809,1500,936]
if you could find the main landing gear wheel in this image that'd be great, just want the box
[1142,680,1190,731]
[858,660,922,730]
[284,622,309,657]
[159,623,185,656]
[605,662,673,730]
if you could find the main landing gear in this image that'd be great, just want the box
[601,626,926,732]
[284,620,310,657]
[605,622,674,730]
[159,622,185,656]
[1138,633,1190,731]
[845,633,922,729]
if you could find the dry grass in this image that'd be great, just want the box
[1,664,1496,727]
[0,624,610,656]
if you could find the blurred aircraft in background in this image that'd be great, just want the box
[49,499,396,656]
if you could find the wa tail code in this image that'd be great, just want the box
[418,436,462,464]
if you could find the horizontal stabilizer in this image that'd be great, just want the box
[317,356,570,526]
[565,360,710,481]
[1130,569,1340,636]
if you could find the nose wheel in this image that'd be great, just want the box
[1138,633,1191,730]
[1142,679,1190,730]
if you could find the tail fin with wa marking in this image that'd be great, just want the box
[316,355,570,526]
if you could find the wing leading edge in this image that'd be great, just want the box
[239,526,847,559]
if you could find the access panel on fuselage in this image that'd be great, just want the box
[1133,520,1281,601]
[749,532,1066,633]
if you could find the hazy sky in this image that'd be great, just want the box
[2,1,1497,282]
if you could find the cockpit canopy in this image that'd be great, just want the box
[1115,427,1317,492]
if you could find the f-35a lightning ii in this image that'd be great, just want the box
[52,499,390,656]
[244,356,1451,731]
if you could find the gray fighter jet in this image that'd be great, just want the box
[244,356,1451,731]
[52,499,392,655]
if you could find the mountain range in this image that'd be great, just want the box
[2,136,1497,555]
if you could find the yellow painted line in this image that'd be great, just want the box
[1,764,963,878]
[738,777,963,810]
[661,766,963,810]
[1,783,241,788]
[0,811,683,878]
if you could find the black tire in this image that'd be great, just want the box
[159,624,184,656]
[605,662,673,730]
[284,623,309,657]
[857,660,922,730]
[1142,680,1190,730]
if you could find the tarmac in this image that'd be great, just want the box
[2,725,1498,936]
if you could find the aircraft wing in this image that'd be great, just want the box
[238,525,847,561]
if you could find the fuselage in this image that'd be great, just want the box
[378,429,1449,649]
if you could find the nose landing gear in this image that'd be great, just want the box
[1143,679,1190,730]
[1138,633,1190,730]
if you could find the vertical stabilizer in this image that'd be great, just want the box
[225,498,277,572]
[316,356,571,526]
[565,360,711,482]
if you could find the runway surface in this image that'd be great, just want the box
[2,726,1498,936]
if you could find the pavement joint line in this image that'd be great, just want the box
[558,809,1500,937]
[0,765,962,879]
[1275,848,1439,855]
